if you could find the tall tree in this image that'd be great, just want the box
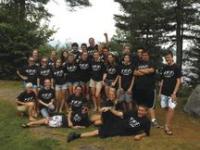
[0,0,90,79]
[114,0,164,65]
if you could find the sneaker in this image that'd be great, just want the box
[151,120,161,128]
[67,132,80,143]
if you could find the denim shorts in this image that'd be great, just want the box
[161,94,177,109]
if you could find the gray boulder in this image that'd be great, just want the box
[184,85,200,116]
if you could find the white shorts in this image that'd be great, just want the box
[55,84,67,91]
[89,79,103,89]
[48,115,63,128]
[161,94,177,109]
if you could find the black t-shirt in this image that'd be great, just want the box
[123,111,151,136]
[119,63,135,91]
[134,60,156,91]
[64,63,79,82]
[67,94,88,112]
[90,60,106,81]
[87,45,98,56]
[19,65,38,84]
[78,59,91,82]
[38,88,55,108]
[48,58,55,68]
[52,66,65,85]
[161,64,182,96]
[38,66,52,86]
[105,63,119,80]
[71,112,91,127]
[17,91,36,105]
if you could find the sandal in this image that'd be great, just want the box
[164,125,173,135]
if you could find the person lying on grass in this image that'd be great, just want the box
[67,105,151,142]
[16,83,37,121]
[21,106,91,128]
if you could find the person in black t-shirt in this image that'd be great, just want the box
[67,86,91,128]
[71,42,80,62]
[32,49,40,66]
[67,105,151,142]
[16,83,37,121]
[52,59,67,113]
[17,57,38,93]
[87,37,98,57]
[80,43,88,53]
[78,51,91,97]
[90,51,106,112]
[159,51,182,135]
[38,79,55,118]
[64,53,80,95]
[133,50,159,128]
[103,53,119,97]
[48,50,57,68]
[37,57,53,88]
[118,54,135,111]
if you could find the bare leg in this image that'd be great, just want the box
[59,89,66,112]
[26,102,36,121]
[149,108,156,120]
[127,101,133,111]
[166,108,174,129]
[91,87,97,111]
[95,85,102,111]
[81,130,99,138]
[55,90,60,112]
[27,118,48,127]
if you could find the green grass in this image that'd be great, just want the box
[0,81,200,150]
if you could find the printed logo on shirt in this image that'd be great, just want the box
[41,93,53,100]
[40,69,51,76]
[54,70,64,77]
[73,114,81,122]
[92,65,101,71]
[71,100,82,107]
[163,70,174,78]
[121,68,132,76]
[107,67,117,75]
[79,63,89,70]
[67,65,77,72]
[24,96,34,102]
[138,64,149,69]
[25,69,37,76]
[129,117,140,128]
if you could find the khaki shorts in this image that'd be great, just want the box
[89,79,103,89]
[17,105,27,112]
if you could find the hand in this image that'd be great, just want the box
[127,88,132,95]
[100,107,110,112]
[23,76,28,80]
[111,82,115,87]
[171,93,176,101]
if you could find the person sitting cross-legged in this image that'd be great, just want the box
[16,83,37,121]
[67,105,151,142]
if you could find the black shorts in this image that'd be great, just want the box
[98,111,125,138]
[132,89,155,108]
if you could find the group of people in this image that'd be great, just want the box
[16,36,182,142]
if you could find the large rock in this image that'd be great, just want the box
[184,85,200,116]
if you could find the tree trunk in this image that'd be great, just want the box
[176,0,183,71]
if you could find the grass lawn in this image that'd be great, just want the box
[0,80,200,150]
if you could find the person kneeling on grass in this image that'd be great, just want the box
[16,83,37,121]
[67,105,151,142]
